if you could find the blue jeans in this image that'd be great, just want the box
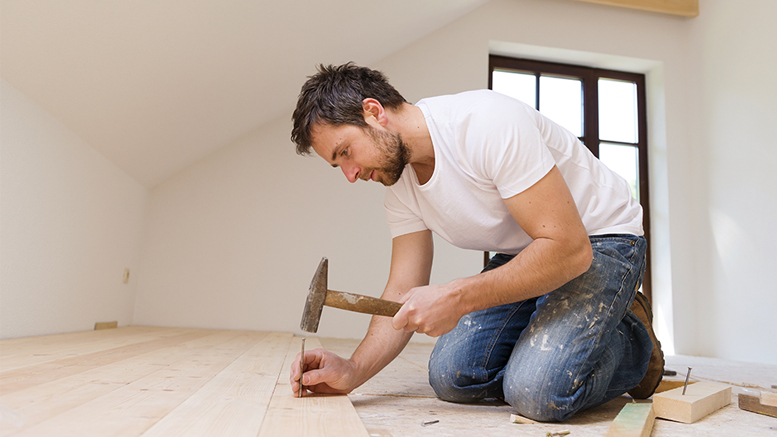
[428,234,651,422]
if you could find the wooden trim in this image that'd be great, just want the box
[94,321,118,330]
[572,0,699,17]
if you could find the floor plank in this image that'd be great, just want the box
[0,329,250,434]
[5,330,268,436]
[320,337,777,437]
[140,331,293,437]
[257,337,370,437]
[0,326,191,371]
[0,329,212,395]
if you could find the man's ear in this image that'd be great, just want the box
[362,98,388,127]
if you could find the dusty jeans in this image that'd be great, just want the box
[428,234,651,422]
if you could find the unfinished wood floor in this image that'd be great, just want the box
[0,327,367,436]
[2,326,776,436]
[321,339,777,436]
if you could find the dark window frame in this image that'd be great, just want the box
[487,55,652,300]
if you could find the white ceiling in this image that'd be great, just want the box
[1,0,489,187]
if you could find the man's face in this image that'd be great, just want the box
[310,121,409,186]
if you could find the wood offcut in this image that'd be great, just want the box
[652,381,731,423]
[738,393,777,418]
[605,402,655,437]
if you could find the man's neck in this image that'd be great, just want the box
[390,103,435,183]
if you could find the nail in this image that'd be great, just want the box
[682,367,692,395]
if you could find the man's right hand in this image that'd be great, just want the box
[290,230,433,398]
[290,347,360,397]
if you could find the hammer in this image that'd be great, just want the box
[300,257,403,333]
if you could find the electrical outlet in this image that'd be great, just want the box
[122,268,130,284]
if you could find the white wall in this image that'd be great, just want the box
[687,0,777,363]
[0,78,148,339]
[133,112,480,339]
[378,0,777,364]
[134,0,776,363]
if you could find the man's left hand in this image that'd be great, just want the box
[391,282,467,337]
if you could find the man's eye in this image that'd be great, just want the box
[341,148,348,156]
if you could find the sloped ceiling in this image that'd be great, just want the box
[1,0,489,187]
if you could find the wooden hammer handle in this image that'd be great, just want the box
[324,290,402,317]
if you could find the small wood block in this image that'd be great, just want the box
[739,393,777,418]
[606,403,655,437]
[93,321,118,330]
[761,390,777,407]
[652,381,731,423]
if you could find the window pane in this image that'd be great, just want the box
[599,79,638,143]
[599,142,639,201]
[492,70,536,108]
[539,76,582,137]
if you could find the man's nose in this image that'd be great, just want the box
[342,164,360,183]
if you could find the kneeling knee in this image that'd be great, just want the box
[428,363,470,402]
[504,378,577,422]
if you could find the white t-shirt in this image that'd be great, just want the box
[384,90,643,255]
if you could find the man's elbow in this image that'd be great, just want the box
[571,237,593,278]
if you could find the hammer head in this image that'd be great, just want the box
[300,257,328,333]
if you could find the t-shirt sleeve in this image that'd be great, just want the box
[384,179,428,239]
[464,95,556,199]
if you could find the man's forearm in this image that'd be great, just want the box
[457,236,592,314]
[347,313,414,389]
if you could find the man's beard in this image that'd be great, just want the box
[366,125,410,186]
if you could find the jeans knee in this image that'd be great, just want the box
[428,365,459,402]
[428,353,469,402]
[504,374,577,422]
[428,349,493,402]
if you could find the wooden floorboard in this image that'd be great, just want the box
[8,330,269,436]
[0,330,212,396]
[9,327,775,436]
[0,327,371,436]
[0,326,191,372]
[257,337,370,437]
[1,329,252,434]
[140,331,292,437]
[320,337,777,437]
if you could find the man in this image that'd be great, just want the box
[288,63,663,422]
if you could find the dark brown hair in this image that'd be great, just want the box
[291,63,407,155]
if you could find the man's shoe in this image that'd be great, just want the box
[627,292,665,399]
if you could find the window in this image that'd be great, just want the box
[488,55,652,299]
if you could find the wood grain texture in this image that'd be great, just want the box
[4,329,265,436]
[605,402,654,437]
[573,0,699,17]
[0,330,211,395]
[652,381,731,423]
[1,330,239,433]
[140,332,293,437]
[0,328,370,437]
[0,326,191,371]
[258,337,370,437]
